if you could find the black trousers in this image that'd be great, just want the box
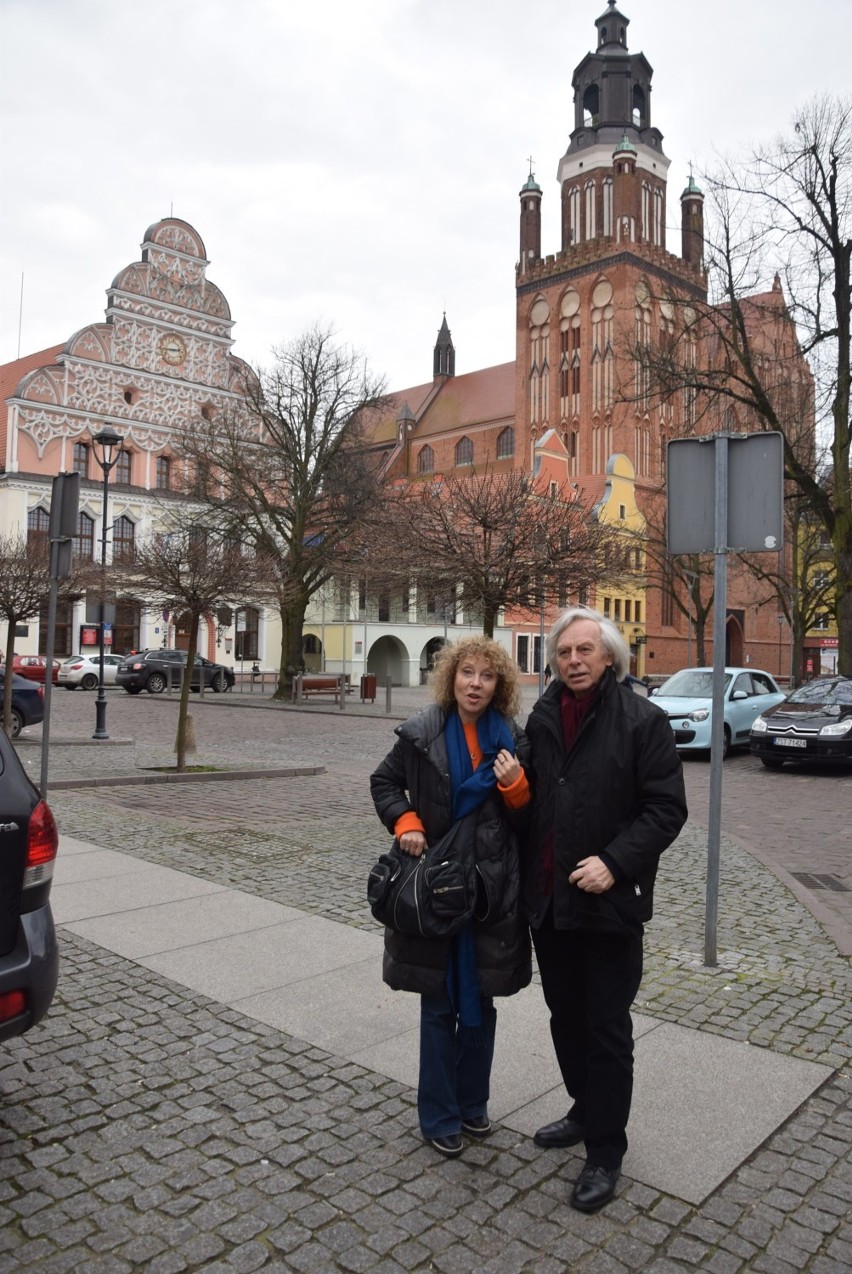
[532,906,643,1170]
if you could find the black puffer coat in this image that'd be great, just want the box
[524,670,687,933]
[370,704,532,998]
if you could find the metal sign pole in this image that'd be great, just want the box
[704,437,729,968]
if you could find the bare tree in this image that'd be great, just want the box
[635,94,851,672]
[183,324,388,697]
[0,535,54,736]
[129,522,262,770]
[388,468,628,638]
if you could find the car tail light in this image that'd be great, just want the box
[24,800,59,889]
[0,991,27,1023]
[68,661,84,670]
[37,685,45,701]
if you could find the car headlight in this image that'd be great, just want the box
[819,719,852,737]
[688,709,710,722]
[751,718,768,734]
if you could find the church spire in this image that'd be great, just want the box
[433,314,455,378]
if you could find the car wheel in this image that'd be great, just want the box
[147,672,167,694]
[722,726,731,759]
[124,686,142,695]
[10,708,24,739]
[212,671,226,693]
[81,673,98,691]
[760,756,784,769]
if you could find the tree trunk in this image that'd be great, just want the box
[174,614,201,771]
[275,594,309,700]
[2,620,16,737]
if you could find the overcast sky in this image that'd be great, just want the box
[1,0,849,393]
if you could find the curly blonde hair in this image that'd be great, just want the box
[429,636,522,719]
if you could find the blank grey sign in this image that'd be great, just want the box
[667,433,784,554]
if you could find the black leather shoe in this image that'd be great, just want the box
[570,1164,620,1212]
[533,1115,586,1148]
[427,1133,463,1157]
[461,1115,492,1139]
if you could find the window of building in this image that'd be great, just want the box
[73,442,89,477]
[634,601,642,623]
[156,456,171,490]
[417,445,434,474]
[455,436,473,467]
[235,606,259,661]
[496,427,514,459]
[73,511,95,561]
[114,449,132,484]
[813,612,830,631]
[517,634,530,672]
[113,600,141,655]
[614,599,622,621]
[123,388,138,406]
[38,601,72,657]
[113,515,135,562]
[602,597,611,618]
[27,506,50,546]
[624,600,632,622]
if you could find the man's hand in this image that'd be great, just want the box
[569,855,615,893]
[399,831,427,857]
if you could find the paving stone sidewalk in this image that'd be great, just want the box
[1,690,850,1271]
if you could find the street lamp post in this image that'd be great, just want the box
[91,427,123,740]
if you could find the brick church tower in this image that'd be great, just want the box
[515,1,706,489]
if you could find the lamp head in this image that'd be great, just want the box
[92,427,123,471]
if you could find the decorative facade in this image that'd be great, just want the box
[0,218,270,667]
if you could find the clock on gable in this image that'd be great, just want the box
[159,333,187,366]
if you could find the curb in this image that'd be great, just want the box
[46,764,325,791]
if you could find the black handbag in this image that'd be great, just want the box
[367,817,477,939]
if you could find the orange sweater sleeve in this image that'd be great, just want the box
[394,809,426,839]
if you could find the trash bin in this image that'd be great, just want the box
[360,674,377,702]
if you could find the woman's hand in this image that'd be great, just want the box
[399,831,427,857]
[494,748,521,787]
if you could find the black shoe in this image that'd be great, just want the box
[427,1133,463,1157]
[461,1115,492,1139]
[533,1115,586,1148]
[570,1163,620,1213]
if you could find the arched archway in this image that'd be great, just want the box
[368,635,408,685]
[725,613,744,665]
[421,637,446,683]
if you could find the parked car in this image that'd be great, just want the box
[116,649,235,695]
[0,670,46,738]
[11,654,59,685]
[58,652,124,691]
[0,726,60,1041]
[650,667,786,756]
[750,675,852,768]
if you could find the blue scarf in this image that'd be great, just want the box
[444,707,516,1032]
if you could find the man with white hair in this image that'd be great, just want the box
[523,607,687,1212]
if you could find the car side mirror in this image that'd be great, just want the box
[731,690,748,700]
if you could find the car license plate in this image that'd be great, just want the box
[774,736,807,748]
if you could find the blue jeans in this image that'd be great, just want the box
[418,989,497,1139]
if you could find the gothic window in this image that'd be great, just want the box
[592,424,601,474]
[641,183,651,241]
[113,515,136,563]
[602,178,613,237]
[114,449,132,484]
[632,86,646,128]
[156,456,171,490]
[653,188,664,246]
[569,429,579,477]
[27,506,49,546]
[568,186,580,244]
[417,445,434,474]
[496,427,514,460]
[455,436,473,467]
[585,182,596,239]
[73,442,89,477]
[73,511,95,561]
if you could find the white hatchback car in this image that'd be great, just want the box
[57,653,124,691]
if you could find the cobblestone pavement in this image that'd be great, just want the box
[1,689,850,1272]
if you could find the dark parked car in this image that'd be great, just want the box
[116,649,234,695]
[0,670,46,738]
[750,675,852,768]
[0,727,60,1041]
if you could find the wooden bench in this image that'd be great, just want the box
[292,674,351,702]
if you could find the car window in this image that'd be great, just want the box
[731,673,753,696]
[658,670,723,697]
[751,674,775,695]
[788,678,852,706]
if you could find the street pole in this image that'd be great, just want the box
[91,428,122,741]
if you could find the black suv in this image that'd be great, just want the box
[116,649,234,695]
[0,728,60,1041]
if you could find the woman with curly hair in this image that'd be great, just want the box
[370,636,531,1157]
